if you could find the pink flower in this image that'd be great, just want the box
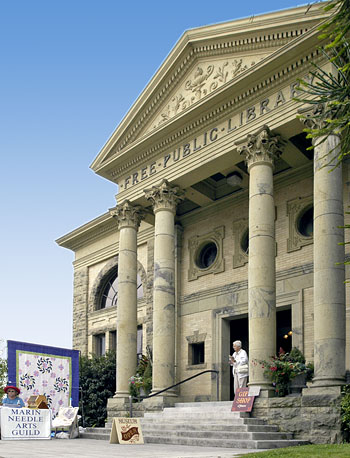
[58,364,64,371]
[42,380,48,387]
[25,360,31,367]
[270,366,277,372]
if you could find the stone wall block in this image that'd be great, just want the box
[301,393,342,407]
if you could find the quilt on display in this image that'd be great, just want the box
[7,341,79,419]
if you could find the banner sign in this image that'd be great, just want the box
[0,407,51,440]
[7,340,79,419]
[110,417,144,444]
[231,387,255,412]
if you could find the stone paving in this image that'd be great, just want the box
[0,438,267,457]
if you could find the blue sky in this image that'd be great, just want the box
[0,0,317,351]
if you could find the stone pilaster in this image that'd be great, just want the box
[237,125,284,394]
[72,267,89,355]
[302,105,345,387]
[143,180,184,406]
[109,200,144,400]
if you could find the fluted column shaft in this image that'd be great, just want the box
[238,125,283,392]
[110,201,144,397]
[145,180,184,395]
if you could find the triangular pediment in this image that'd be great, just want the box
[91,4,327,177]
[140,53,270,136]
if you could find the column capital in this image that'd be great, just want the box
[236,125,284,171]
[109,200,145,230]
[298,103,328,132]
[144,179,185,214]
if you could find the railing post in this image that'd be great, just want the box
[129,396,133,418]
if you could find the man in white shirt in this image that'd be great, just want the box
[229,340,249,396]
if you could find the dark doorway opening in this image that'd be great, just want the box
[228,307,292,400]
[230,317,248,400]
[277,307,292,355]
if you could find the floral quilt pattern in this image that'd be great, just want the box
[17,351,71,418]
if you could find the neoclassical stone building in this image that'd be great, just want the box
[57,3,349,434]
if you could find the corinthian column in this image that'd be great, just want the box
[109,200,144,398]
[144,179,184,404]
[237,125,284,394]
[303,105,345,388]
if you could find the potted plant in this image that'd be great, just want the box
[258,347,313,397]
[128,355,152,400]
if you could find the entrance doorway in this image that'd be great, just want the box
[228,307,292,400]
[229,316,248,400]
[276,307,292,354]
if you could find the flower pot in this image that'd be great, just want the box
[289,372,307,395]
[139,387,146,397]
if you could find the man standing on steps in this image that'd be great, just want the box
[229,340,249,396]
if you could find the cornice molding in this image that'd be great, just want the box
[91,5,328,178]
[71,227,154,269]
[56,213,117,251]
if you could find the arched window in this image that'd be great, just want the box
[99,268,144,310]
[100,269,119,309]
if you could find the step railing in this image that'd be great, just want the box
[129,369,219,417]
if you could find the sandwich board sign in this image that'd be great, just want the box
[110,417,144,444]
[231,387,255,412]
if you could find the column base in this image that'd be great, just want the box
[107,395,145,420]
[143,394,177,412]
[303,384,343,397]
[113,390,130,398]
[309,376,345,388]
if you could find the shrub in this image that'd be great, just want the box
[79,350,116,427]
[341,385,350,442]
[0,357,7,400]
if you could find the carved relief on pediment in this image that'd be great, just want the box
[144,55,267,134]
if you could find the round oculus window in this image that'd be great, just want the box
[195,242,218,269]
[297,207,313,237]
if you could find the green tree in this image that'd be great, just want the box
[0,356,7,400]
[79,351,116,427]
[296,0,350,164]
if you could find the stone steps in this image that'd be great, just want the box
[81,401,310,449]
[141,422,279,432]
[143,436,308,449]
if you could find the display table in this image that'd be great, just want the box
[0,407,51,440]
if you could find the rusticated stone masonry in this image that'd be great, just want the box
[72,267,89,355]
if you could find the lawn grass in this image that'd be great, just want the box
[236,443,350,457]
